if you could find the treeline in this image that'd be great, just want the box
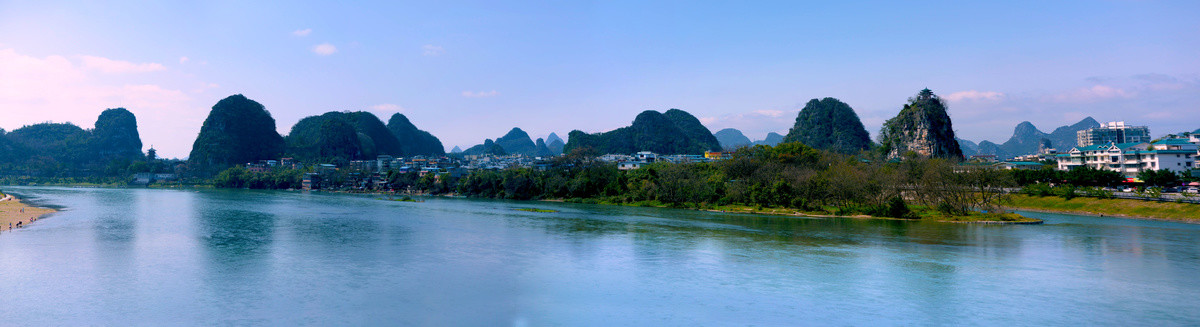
[0,108,156,179]
[452,143,1013,218]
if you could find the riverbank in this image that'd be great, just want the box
[560,198,1042,224]
[0,194,56,232]
[1006,194,1200,223]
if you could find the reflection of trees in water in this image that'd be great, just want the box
[1053,220,1192,262]
[198,209,275,258]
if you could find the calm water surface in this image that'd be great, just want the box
[2,186,1199,325]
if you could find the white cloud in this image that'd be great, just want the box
[0,48,209,158]
[752,109,785,117]
[701,108,800,141]
[1052,85,1133,102]
[293,28,312,37]
[179,56,189,64]
[944,90,1005,102]
[312,43,337,56]
[190,82,219,94]
[370,103,404,112]
[461,90,499,98]
[422,44,444,56]
[80,55,166,73]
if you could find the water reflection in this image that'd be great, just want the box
[3,187,1200,325]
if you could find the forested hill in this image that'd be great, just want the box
[386,113,445,156]
[494,128,538,156]
[189,94,286,170]
[878,89,963,160]
[564,109,722,155]
[0,108,145,177]
[783,98,872,154]
[287,112,383,163]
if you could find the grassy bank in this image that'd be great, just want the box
[563,197,1041,224]
[1007,194,1200,222]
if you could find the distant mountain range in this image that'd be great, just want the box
[463,127,544,156]
[546,132,565,155]
[959,117,1099,160]
[714,129,784,150]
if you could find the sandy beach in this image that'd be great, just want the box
[0,194,56,233]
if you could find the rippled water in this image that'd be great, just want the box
[1,186,1199,325]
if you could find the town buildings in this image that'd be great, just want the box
[1076,121,1151,147]
[1057,139,1197,177]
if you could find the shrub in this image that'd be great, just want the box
[1021,183,1054,197]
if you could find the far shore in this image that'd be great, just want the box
[0,194,56,233]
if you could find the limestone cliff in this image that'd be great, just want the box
[878,89,963,160]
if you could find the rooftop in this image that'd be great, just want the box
[1153,138,1193,145]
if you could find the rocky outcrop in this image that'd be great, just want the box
[878,89,963,160]
[92,108,143,160]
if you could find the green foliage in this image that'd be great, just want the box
[783,98,872,154]
[92,108,143,161]
[1062,166,1125,187]
[564,109,720,155]
[1138,169,1181,188]
[495,128,538,156]
[386,113,445,156]
[189,94,285,172]
[878,89,963,160]
[287,112,399,163]
[1083,187,1114,199]
[1053,185,1077,200]
[212,165,304,189]
[0,108,149,178]
[1021,183,1054,197]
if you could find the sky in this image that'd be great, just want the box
[1,0,1198,158]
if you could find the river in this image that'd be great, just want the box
[1,186,1198,325]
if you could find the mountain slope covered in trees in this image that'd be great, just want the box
[878,89,963,160]
[564,109,721,154]
[189,94,286,170]
[386,113,445,156]
[783,98,872,154]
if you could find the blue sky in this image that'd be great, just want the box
[1,0,1198,157]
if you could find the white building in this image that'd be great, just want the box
[1076,121,1151,147]
[1057,141,1195,177]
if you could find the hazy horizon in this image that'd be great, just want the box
[2,1,1198,158]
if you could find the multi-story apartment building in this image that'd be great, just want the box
[1057,140,1196,177]
[1076,121,1151,147]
